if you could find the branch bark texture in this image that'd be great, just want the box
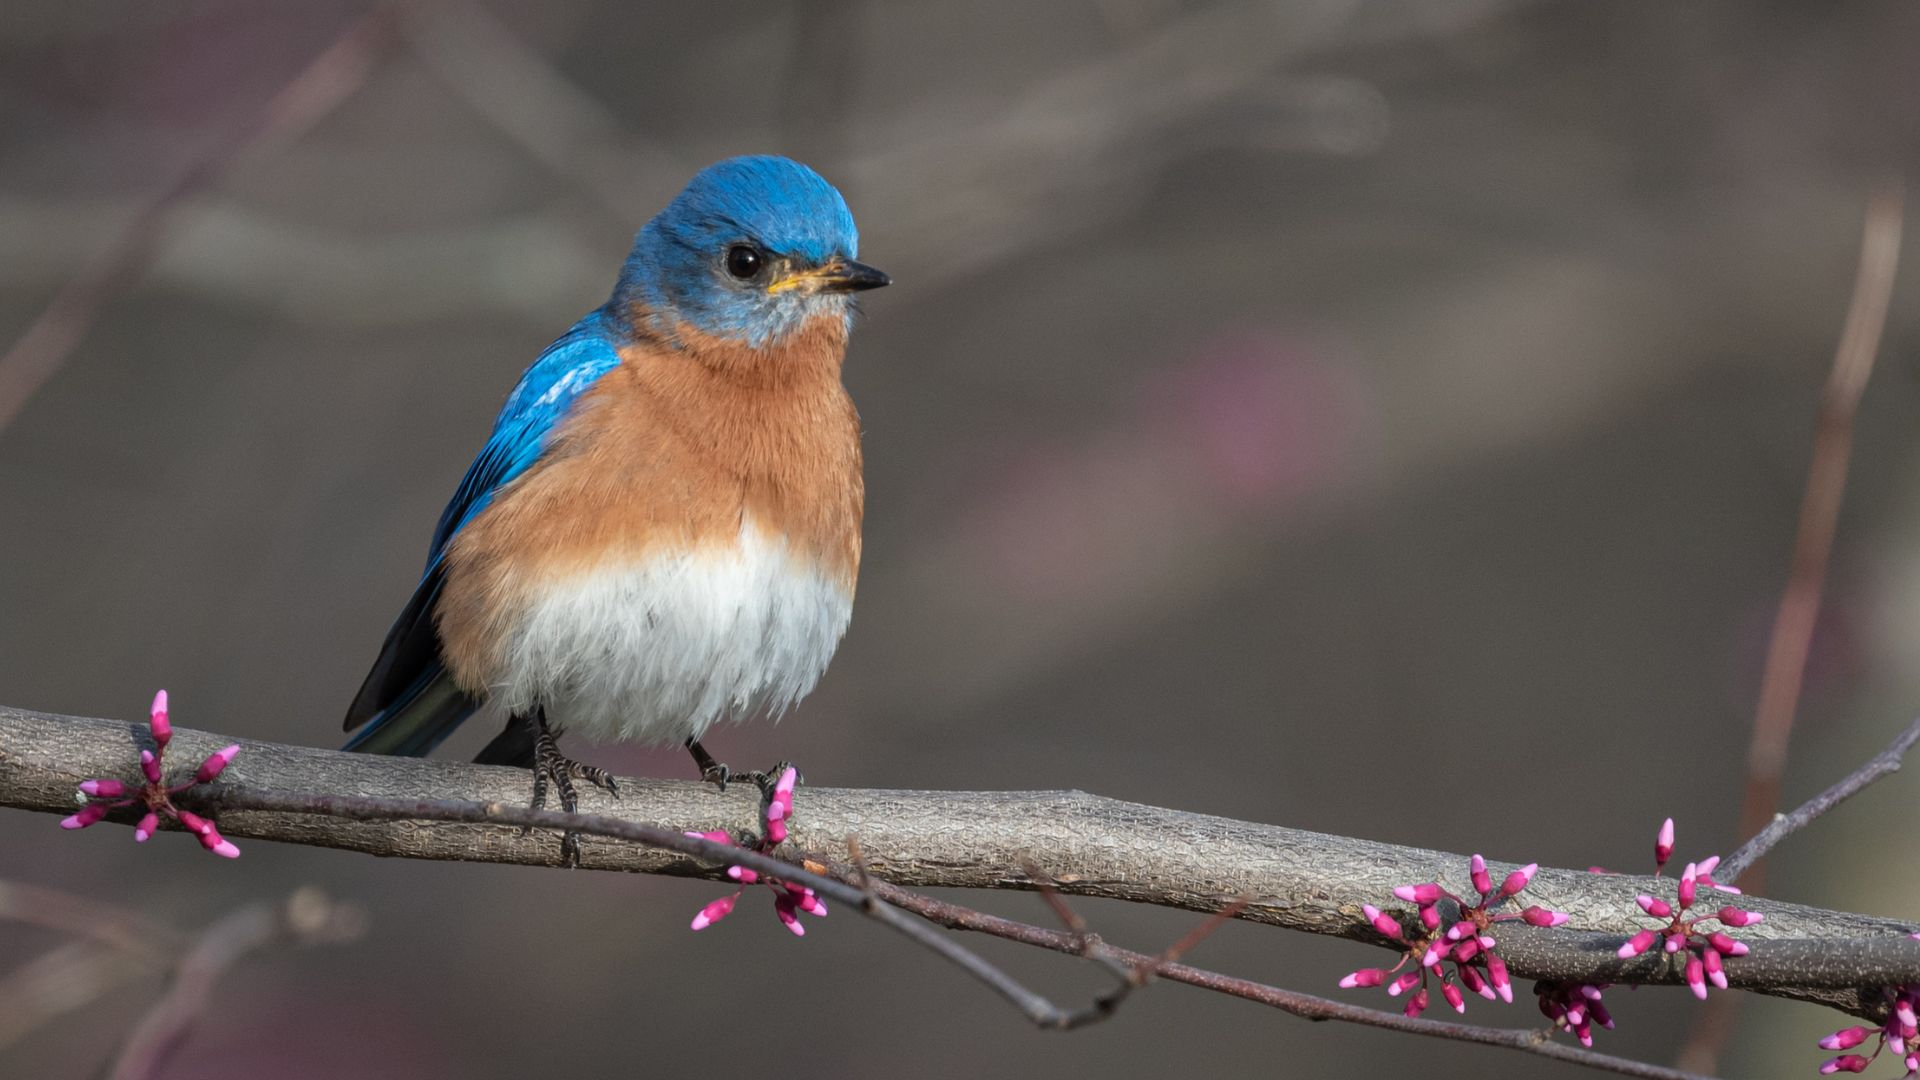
[4,705,1917,1016]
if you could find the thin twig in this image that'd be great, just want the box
[211,788,1721,1075]
[1677,183,1906,1075]
[104,889,365,1080]
[868,881,1718,1080]
[0,7,396,436]
[1734,182,1906,893]
[1720,715,1920,883]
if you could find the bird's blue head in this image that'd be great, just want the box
[614,155,889,348]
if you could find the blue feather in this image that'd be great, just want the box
[342,313,625,755]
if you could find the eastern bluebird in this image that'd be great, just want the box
[341,156,887,861]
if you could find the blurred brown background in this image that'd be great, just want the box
[5,1,1920,1077]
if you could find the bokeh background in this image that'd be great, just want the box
[5,1,1920,1077]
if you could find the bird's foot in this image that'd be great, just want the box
[531,717,617,869]
[685,737,731,790]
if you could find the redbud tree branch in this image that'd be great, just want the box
[5,705,1919,1070]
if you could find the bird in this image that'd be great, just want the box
[341,156,887,863]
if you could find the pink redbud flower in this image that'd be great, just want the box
[1387,971,1422,997]
[1486,953,1513,1003]
[60,802,110,830]
[196,824,241,859]
[1820,1055,1871,1074]
[149,690,171,748]
[764,766,798,845]
[1441,980,1465,1013]
[1617,930,1658,959]
[1677,862,1698,908]
[1363,904,1403,939]
[194,745,241,783]
[1419,904,1442,931]
[1339,969,1386,989]
[1655,817,1674,870]
[1636,895,1673,919]
[1702,948,1727,990]
[773,893,805,937]
[175,810,212,837]
[1684,955,1707,1000]
[1521,906,1570,927]
[1470,854,1493,896]
[1819,1027,1871,1051]
[78,779,127,798]
[1706,932,1748,957]
[134,811,158,842]
[690,894,738,931]
[1715,906,1762,927]
[1498,863,1537,898]
[1458,964,1494,1000]
[140,749,161,784]
[1393,883,1442,905]
[1403,988,1428,1018]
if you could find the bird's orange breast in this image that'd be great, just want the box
[433,314,864,693]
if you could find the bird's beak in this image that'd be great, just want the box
[768,257,891,295]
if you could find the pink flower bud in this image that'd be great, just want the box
[140,749,162,784]
[1655,817,1674,869]
[1663,933,1685,953]
[1451,938,1480,963]
[1339,968,1386,989]
[1821,1055,1871,1074]
[683,829,733,845]
[1499,863,1537,898]
[1617,930,1657,959]
[773,893,805,937]
[1393,883,1442,905]
[1403,988,1428,1018]
[1458,964,1494,1000]
[1422,942,1447,968]
[1419,904,1442,931]
[1590,1000,1614,1029]
[1677,862,1698,908]
[1715,906,1761,927]
[78,778,127,798]
[786,885,826,917]
[134,811,158,842]
[1703,947,1726,989]
[175,810,213,837]
[1818,1027,1871,1051]
[60,802,110,830]
[764,766,799,845]
[690,894,737,931]
[1522,906,1569,927]
[1636,895,1673,919]
[194,744,241,784]
[196,825,240,858]
[1441,981,1465,1013]
[1470,854,1492,896]
[1898,1000,1919,1030]
[1446,919,1475,942]
[1387,971,1422,997]
[726,865,760,884]
[1706,932,1747,956]
[1363,904,1402,939]
[1486,953,1512,1003]
[1684,955,1706,1000]
[1564,1002,1586,1027]
[149,690,171,748]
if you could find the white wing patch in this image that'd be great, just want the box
[495,519,852,745]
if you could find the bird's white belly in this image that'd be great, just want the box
[494,521,852,745]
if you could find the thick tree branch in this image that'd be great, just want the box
[6,704,1918,1015]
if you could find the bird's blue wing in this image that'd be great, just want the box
[342,314,625,755]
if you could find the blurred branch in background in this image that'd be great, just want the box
[0,882,363,1078]
[6,703,1920,1074]
[1678,184,1905,1075]
[0,6,397,436]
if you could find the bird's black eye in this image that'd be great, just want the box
[724,244,763,280]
